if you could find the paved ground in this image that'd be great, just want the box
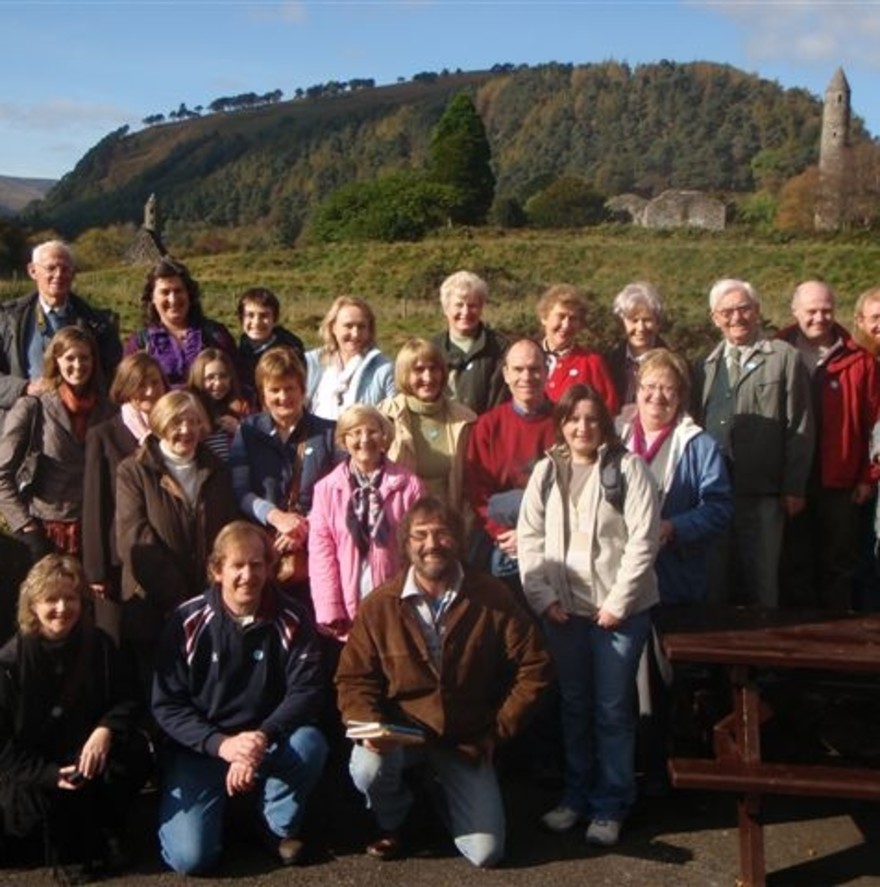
[3,765,878,886]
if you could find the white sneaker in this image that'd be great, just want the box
[541,805,580,832]
[586,819,621,846]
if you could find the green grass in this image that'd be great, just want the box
[4,226,880,360]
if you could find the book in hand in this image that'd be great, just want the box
[345,720,426,745]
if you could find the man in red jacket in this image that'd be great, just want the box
[778,280,880,610]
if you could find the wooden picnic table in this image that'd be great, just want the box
[657,607,880,887]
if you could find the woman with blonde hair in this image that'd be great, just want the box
[617,348,732,792]
[0,554,150,879]
[305,296,395,420]
[0,326,115,564]
[116,390,238,695]
[379,337,476,510]
[310,405,423,640]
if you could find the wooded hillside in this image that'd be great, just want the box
[21,61,866,238]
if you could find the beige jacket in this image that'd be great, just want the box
[517,444,660,621]
[379,393,476,511]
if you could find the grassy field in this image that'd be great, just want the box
[4,226,880,360]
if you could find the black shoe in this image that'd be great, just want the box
[366,832,403,861]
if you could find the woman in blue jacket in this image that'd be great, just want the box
[304,296,394,421]
[617,347,732,792]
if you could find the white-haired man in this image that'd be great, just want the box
[0,240,121,426]
[699,278,814,606]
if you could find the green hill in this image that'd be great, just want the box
[0,175,56,217]
[21,61,864,238]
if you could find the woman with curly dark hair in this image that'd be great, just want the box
[123,257,237,388]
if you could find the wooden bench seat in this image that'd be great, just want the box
[669,757,880,802]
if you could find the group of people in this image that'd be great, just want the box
[0,239,878,881]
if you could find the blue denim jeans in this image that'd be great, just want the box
[349,742,505,867]
[544,609,651,821]
[158,725,328,874]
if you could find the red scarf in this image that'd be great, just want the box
[57,383,96,443]
[631,415,674,464]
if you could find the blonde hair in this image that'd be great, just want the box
[536,284,587,324]
[854,286,880,356]
[335,404,394,452]
[208,520,277,580]
[17,554,88,636]
[637,348,691,407]
[393,337,448,395]
[254,346,306,406]
[318,296,376,357]
[148,390,210,441]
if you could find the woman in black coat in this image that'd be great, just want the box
[0,555,151,880]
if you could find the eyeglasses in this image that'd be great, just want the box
[34,262,74,275]
[714,303,755,321]
[409,529,455,544]
[639,382,679,398]
[344,427,383,441]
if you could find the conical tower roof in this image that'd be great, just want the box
[826,67,850,96]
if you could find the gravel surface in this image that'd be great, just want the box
[2,768,878,886]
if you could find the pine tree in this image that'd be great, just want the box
[428,93,495,224]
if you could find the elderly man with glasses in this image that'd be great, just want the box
[698,278,814,607]
[0,240,121,428]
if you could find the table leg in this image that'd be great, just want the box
[732,666,765,887]
[737,792,765,887]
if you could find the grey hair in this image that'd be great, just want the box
[708,278,760,312]
[612,281,664,321]
[439,270,488,310]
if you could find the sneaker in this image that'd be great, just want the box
[586,818,621,847]
[541,805,581,832]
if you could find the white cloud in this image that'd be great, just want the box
[688,1,880,68]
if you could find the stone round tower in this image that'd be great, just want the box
[815,67,851,231]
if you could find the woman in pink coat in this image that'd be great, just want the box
[309,405,423,641]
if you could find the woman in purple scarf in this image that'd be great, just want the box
[124,258,237,389]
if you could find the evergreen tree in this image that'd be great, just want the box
[428,93,495,224]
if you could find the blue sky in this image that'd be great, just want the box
[2,0,880,180]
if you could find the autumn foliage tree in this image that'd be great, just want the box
[775,167,819,231]
[428,93,495,224]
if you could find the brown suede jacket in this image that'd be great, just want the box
[335,567,552,761]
